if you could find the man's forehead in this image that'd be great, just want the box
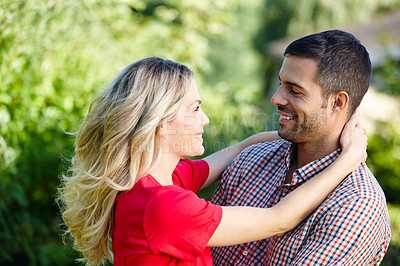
[281,55,318,67]
[280,56,318,81]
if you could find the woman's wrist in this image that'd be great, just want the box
[335,151,360,175]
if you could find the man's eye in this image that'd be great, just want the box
[290,89,301,95]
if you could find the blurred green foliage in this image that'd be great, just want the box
[367,123,400,203]
[1,0,399,264]
[383,204,400,265]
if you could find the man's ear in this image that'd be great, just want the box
[331,91,349,111]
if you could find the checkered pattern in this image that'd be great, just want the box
[211,140,391,265]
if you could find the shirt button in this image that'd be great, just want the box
[242,250,248,256]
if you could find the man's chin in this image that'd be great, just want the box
[278,129,300,143]
[277,129,290,140]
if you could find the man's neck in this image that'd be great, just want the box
[285,139,340,184]
[297,138,341,166]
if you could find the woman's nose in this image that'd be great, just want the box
[201,110,210,127]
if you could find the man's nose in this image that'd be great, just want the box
[271,86,287,106]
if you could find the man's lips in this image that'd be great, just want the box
[277,110,296,121]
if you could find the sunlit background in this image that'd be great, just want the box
[1,0,399,265]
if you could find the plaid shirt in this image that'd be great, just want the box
[211,140,391,265]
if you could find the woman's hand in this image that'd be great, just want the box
[339,111,368,169]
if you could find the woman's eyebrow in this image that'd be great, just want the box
[190,100,202,105]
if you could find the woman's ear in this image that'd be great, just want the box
[159,124,166,136]
[159,123,168,136]
[331,91,349,111]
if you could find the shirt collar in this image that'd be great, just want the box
[283,142,294,169]
[286,143,341,185]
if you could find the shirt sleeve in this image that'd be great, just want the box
[211,172,227,206]
[211,150,245,206]
[174,159,210,193]
[143,186,223,261]
[288,197,390,265]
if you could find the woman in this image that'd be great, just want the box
[57,57,367,265]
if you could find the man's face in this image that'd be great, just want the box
[271,55,330,144]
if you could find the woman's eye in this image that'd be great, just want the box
[195,106,200,111]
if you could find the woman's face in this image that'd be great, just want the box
[163,79,209,158]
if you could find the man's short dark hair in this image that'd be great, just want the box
[284,30,372,115]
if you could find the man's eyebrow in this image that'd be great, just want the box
[278,75,304,89]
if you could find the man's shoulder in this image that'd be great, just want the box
[311,163,390,238]
[221,139,290,181]
[325,163,388,210]
[240,139,291,158]
[347,163,387,201]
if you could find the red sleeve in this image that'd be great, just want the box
[143,186,222,261]
[173,159,209,193]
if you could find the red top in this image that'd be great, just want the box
[113,159,223,265]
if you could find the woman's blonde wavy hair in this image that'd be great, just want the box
[57,57,194,265]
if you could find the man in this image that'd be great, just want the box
[211,30,391,265]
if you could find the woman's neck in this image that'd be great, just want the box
[148,153,180,186]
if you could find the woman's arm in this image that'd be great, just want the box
[208,111,367,246]
[201,131,280,189]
